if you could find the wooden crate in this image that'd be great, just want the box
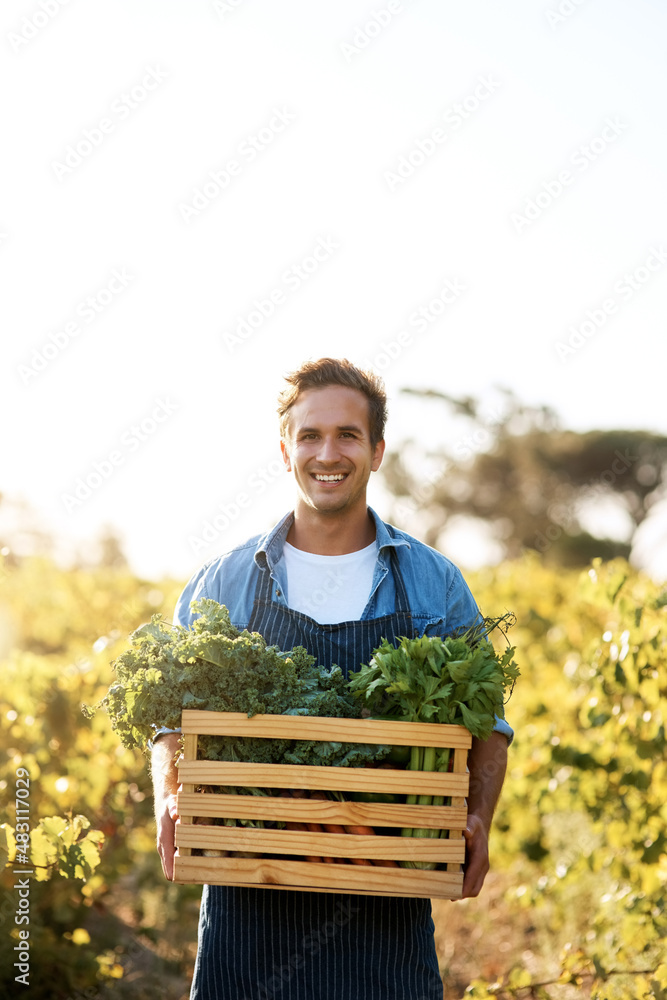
[173,710,471,899]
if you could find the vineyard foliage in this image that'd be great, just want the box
[0,550,665,998]
[464,556,667,999]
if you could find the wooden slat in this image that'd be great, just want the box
[446,745,469,872]
[176,792,468,830]
[172,855,463,899]
[175,824,465,863]
[180,710,471,748]
[177,760,469,797]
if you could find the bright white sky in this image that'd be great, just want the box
[2,0,667,582]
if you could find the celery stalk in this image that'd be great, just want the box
[401,744,438,868]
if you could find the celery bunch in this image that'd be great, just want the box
[348,616,519,868]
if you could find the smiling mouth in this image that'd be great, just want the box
[312,473,348,482]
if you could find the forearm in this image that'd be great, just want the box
[466,731,508,832]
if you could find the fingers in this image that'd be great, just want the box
[157,796,179,881]
[460,818,489,899]
[158,827,175,881]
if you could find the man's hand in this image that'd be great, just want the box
[151,732,182,881]
[461,814,489,898]
[156,792,179,881]
[457,730,508,900]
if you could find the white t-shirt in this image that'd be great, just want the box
[280,540,377,624]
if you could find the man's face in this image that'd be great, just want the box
[281,385,385,517]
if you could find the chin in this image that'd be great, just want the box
[305,493,351,513]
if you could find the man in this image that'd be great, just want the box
[152,357,512,999]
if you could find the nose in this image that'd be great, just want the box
[316,435,342,464]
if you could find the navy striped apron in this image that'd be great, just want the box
[190,548,444,1000]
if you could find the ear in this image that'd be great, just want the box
[371,438,385,473]
[280,438,292,472]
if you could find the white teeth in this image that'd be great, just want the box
[314,474,346,481]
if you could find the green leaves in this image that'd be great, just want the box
[348,616,519,861]
[348,615,519,736]
[4,814,105,882]
[89,599,387,768]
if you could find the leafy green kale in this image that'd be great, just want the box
[86,599,387,767]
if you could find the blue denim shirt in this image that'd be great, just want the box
[151,507,513,744]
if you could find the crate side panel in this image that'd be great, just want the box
[180,710,471,748]
[175,825,466,863]
[176,791,468,829]
[177,760,469,797]
[173,855,463,899]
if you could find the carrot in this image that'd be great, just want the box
[299,790,335,861]
[342,819,401,866]
[342,824,375,865]
[343,824,375,835]
[340,819,400,866]
[287,820,323,864]
[305,821,335,863]
[307,791,350,860]
[309,790,378,864]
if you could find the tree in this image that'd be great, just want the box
[381,388,667,567]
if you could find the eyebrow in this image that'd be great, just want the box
[298,424,365,435]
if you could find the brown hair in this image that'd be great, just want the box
[277,358,387,447]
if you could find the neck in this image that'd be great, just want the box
[287,503,376,555]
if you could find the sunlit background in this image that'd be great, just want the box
[2,0,667,583]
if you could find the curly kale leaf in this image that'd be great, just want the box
[87,599,387,767]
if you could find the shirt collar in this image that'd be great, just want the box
[254,506,410,572]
